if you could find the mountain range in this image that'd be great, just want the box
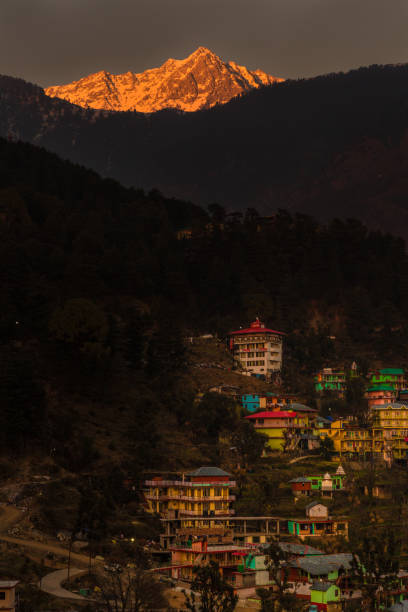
[44,47,282,113]
[2,62,408,237]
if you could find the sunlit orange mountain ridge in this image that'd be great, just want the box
[44,47,284,113]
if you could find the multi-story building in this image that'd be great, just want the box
[369,368,407,391]
[314,368,347,394]
[245,408,315,451]
[371,403,408,461]
[228,318,284,377]
[144,467,235,518]
[168,539,252,582]
[317,420,373,458]
[366,384,397,410]
[318,407,408,461]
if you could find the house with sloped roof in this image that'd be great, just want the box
[288,505,348,539]
[306,502,329,519]
[287,553,352,585]
[309,581,341,611]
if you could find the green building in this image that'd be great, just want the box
[370,368,407,391]
[310,581,340,608]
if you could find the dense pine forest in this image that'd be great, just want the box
[0,136,408,466]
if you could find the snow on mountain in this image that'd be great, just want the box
[44,47,283,113]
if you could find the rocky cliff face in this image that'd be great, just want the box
[44,47,283,112]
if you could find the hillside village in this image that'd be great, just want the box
[135,319,408,610]
[2,139,408,611]
[1,318,408,610]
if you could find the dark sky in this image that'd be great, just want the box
[2,0,408,87]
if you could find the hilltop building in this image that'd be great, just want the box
[228,318,284,378]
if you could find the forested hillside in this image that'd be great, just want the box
[3,65,408,235]
[1,137,408,463]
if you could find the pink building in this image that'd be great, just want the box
[366,385,396,410]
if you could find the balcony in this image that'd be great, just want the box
[145,480,236,488]
[145,494,235,502]
[179,510,235,517]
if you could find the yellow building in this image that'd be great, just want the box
[371,402,408,460]
[319,420,373,457]
[245,408,316,452]
[144,467,235,518]
[317,405,408,460]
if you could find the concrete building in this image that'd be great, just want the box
[228,318,284,377]
[245,408,315,452]
[314,368,347,395]
[370,368,407,391]
[144,467,235,518]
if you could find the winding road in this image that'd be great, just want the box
[39,567,89,601]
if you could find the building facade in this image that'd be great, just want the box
[245,409,315,451]
[144,467,236,518]
[314,368,347,394]
[370,368,407,391]
[318,407,408,460]
[228,318,284,377]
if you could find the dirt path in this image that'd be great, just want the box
[40,567,89,601]
[0,505,23,532]
[0,535,90,566]
[289,455,314,464]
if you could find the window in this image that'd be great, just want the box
[0,593,5,600]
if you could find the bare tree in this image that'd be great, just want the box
[96,566,166,612]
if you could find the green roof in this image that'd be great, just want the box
[367,384,395,391]
[378,368,405,375]
[187,467,231,477]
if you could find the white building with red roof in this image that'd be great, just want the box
[228,318,284,378]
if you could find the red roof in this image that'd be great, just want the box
[246,411,297,419]
[229,318,285,336]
